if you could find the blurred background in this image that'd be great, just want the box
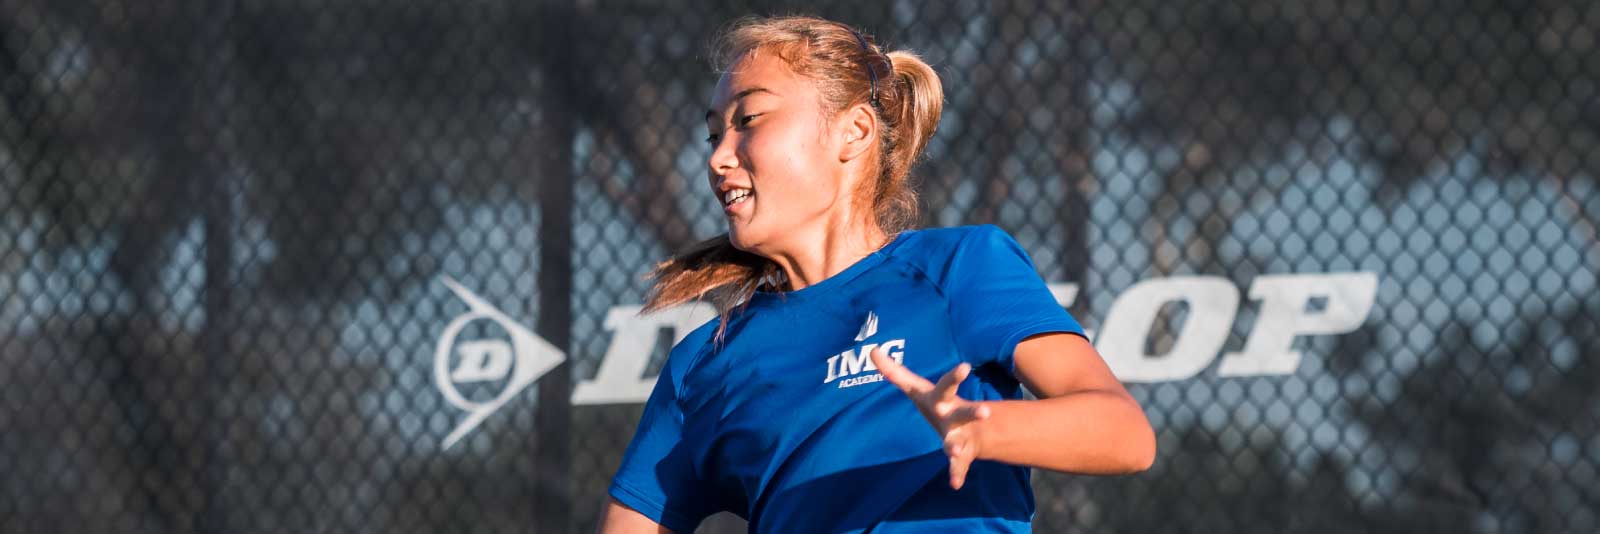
[2,1,1598,533]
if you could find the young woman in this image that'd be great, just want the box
[599,15,1154,533]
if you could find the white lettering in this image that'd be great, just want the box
[437,273,1379,409]
[842,342,878,377]
[824,340,906,384]
[1097,276,1239,383]
[837,373,885,389]
[1216,272,1378,376]
[824,354,842,383]
[1047,282,1080,308]
[571,303,715,405]
[450,340,512,382]
[879,339,905,365]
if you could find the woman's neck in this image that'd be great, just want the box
[765,220,887,292]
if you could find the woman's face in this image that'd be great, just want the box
[705,51,849,254]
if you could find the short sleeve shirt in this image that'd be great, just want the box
[608,225,1086,533]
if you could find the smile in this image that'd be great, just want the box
[723,188,753,207]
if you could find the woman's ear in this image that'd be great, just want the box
[837,103,877,163]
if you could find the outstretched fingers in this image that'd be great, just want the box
[931,362,971,401]
[944,429,978,490]
[869,345,930,395]
[868,346,987,490]
[942,402,992,423]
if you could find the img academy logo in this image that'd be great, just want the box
[824,311,906,389]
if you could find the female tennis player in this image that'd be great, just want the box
[599,15,1154,533]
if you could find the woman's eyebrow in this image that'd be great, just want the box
[705,87,776,122]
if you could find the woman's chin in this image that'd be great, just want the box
[727,228,762,252]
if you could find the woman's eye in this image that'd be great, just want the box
[704,114,759,145]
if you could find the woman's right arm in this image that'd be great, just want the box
[605,328,719,533]
[597,497,673,534]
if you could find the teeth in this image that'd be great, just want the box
[724,188,752,206]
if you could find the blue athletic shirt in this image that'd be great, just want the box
[608,224,1087,533]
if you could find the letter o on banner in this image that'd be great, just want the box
[1097,276,1240,382]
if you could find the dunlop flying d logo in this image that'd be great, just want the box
[434,276,565,450]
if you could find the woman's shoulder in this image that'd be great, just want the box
[667,315,721,373]
[885,224,1015,261]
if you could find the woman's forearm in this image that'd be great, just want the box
[973,390,1155,475]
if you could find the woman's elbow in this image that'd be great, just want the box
[1122,422,1157,473]
[1114,401,1157,473]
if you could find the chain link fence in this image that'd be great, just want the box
[2,1,1598,533]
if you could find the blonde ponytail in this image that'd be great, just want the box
[872,50,944,235]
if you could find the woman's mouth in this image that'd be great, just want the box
[722,187,753,214]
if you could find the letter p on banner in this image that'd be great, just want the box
[1216,272,1379,377]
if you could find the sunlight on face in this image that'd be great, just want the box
[704,51,846,254]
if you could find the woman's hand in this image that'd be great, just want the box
[869,346,992,490]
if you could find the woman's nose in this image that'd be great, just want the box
[708,135,738,176]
